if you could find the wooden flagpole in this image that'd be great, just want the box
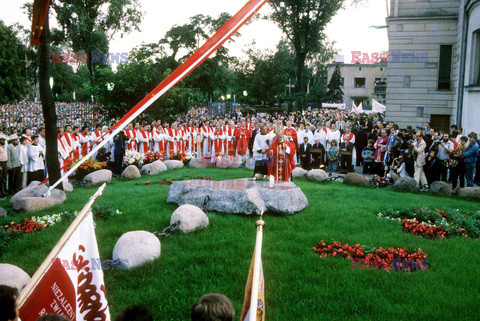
[248,218,265,321]
[18,183,107,305]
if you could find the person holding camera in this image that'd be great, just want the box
[436,133,454,181]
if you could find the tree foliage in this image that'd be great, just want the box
[268,0,349,108]
[323,63,344,103]
[0,20,30,103]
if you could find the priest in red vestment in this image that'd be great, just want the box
[267,126,296,181]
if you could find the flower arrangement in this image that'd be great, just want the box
[370,174,390,188]
[185,152,197,162]
[159,179,174,185]
[123,150,144,168]
[171,152,186,162]
[143,151,165,164]
[313,241,428,272]
[4,219,46,237]
[72,157,107,180]
[378,207,480,239]
[31,212,73,227]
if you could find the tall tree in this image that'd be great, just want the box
[49,0,143,78]
[269,0,353,109]
[38,14,63,189]
[323,63,344,103]
[0,20,30,103]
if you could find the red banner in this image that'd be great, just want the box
[31,0,50,46]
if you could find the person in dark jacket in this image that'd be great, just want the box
[424,150,441,185]
[354,128,368,166]
[361,139,375,174]
[298,137,312,170]
[113,130,127,175]
[311,139,325,168]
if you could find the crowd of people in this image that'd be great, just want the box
[0,101,104,135]
[0,284,236,321]
[0,106,479,198]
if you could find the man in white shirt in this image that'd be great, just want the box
[19,136,29,189]
[252,125,270,175]
[27,135,45,185]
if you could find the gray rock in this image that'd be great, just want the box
[122,165,141,180]
[216,156,242,168]
[32,187,66,205]
[0,264,30,292]
[188,158,210,168]
[343,172,370,187]
[0,207,6,217]
[12,197,55,212]
[83,169,112,187]
[10,185,46,205]
[112,231,161,270]
[140,163,159,176]
[292,167,307,178]
[170,204,209,233]
[390,172,400,183]
[306,169,328,182]
[457,187,480,200]
[152,160,168,172]
[27,181,42,188]
[164,160,184,169]
[46,181,73,192]
[245,158,255,170]
[168,178,307,215]
[393,177,419,192]
[430,181,452,196]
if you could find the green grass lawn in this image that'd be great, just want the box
[1,167,480,320]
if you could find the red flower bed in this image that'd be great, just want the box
[4,219,46,237]
[143,151,165,164]
[313,241,428,271]
[401,219,467,239]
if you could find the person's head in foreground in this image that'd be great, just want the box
[114,305,153,321]
[0,285,19,321]
[191,293,234,321]
[36,314,71,321]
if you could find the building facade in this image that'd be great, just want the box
[327,61,387,110]
[386,0,480,133]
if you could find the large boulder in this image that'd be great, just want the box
[32,187,66,205]
[152,160,168,172]
[112,231,161,270]
[188,158,210,168]
[0,264,30,292]
[46,181,73,192]
[457,187,480,200]
[122,165,141,180]
[27,181,42,188]
[12,197,55,212]
[168,178,308,215]
[216,156,242,169]
[0,207,6,217]
[163,160,184,169]
[292,167,307,178]
[245,158,255,171]
[306,169,328,182]
[393,177,419,192]
[10,185,46,205]
[140,163,159,176]
[83,169,112,187]
[343,172,370,187]
[170,204,209,233]
[430,181,452,196]
[389,172,400,184]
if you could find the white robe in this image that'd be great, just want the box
[253,133,270,160]
[27,144,45,172]
[326,129,341,150]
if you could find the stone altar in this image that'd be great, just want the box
[167,178,308,215]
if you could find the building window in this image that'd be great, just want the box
[340,77,345,88]
[354,77,366,88]
[471,29,480,85]
[404,76,411,88]
[438,45,452,90]
[374,78,387,94]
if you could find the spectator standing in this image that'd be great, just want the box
[113,130,127,175]
[27,135,45,184]
[436,133,454,181]
[450,137,467,189]
[411,131,428,191]
[424,150,441,185]
[19,136,29,189]
[298,136,312,170]
[0,134,8,198]
[7,134,22,194]
[463,132,479,187]
[327,139,340,172]
[362,139,375,174]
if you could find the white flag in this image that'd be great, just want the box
[19,211,110,321]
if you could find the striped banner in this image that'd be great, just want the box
[46,0,270,191]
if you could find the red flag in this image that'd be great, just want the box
[19,212,110,321]
[31,0,50,46]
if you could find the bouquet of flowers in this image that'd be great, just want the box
[72,157,107,180]
[123,150,144,168]
[370,174,390,188]
[185,151,197,163]
[171,152,187,164]
[143,151,165,164]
